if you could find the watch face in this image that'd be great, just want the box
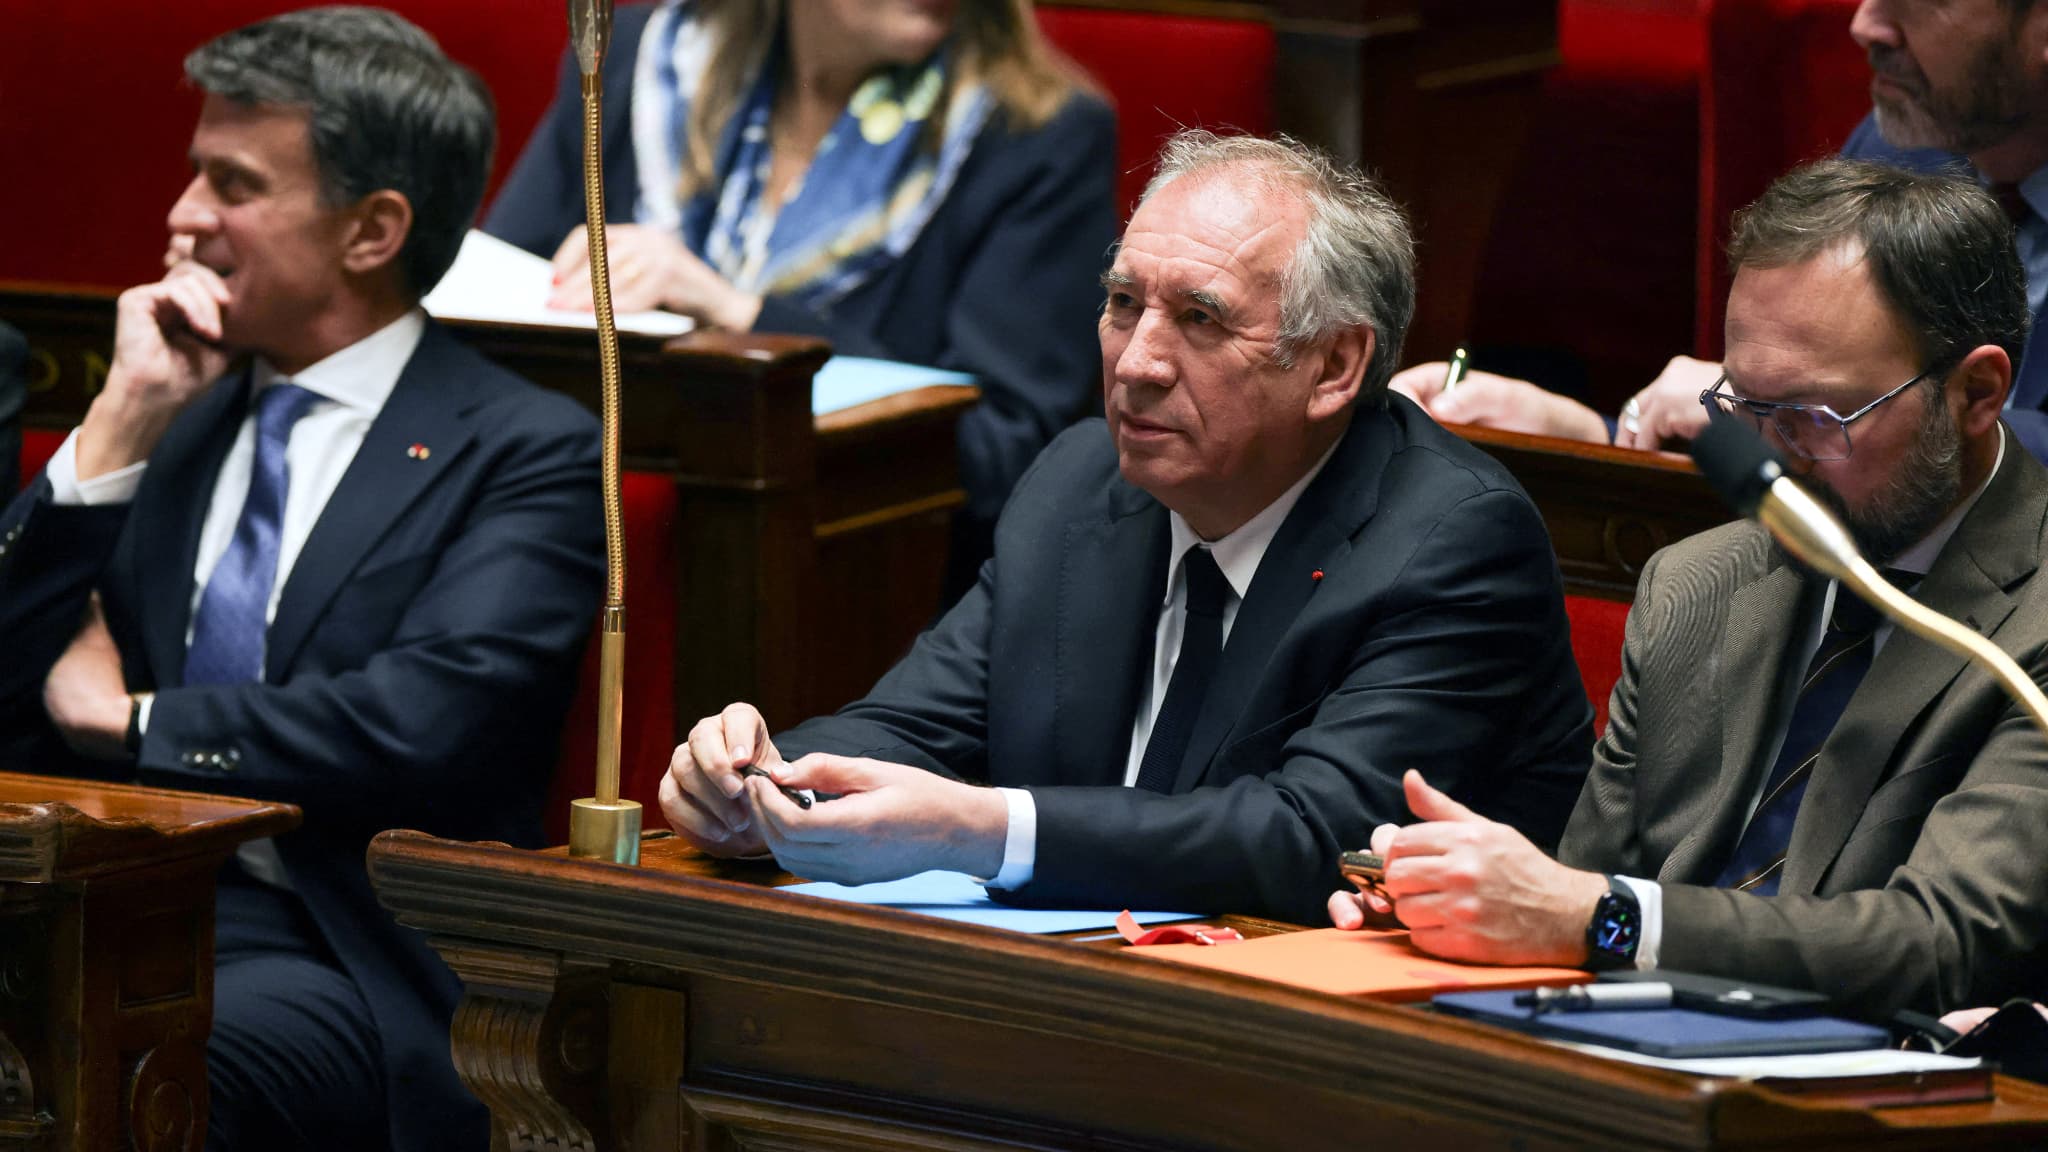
[1591,891,1640,963]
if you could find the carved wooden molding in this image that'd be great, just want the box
[126,1042,205,1152]
[439,944,612,1152]
[685,1087,1079,1152]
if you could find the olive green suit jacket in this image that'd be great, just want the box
[1562,429,2048,1016]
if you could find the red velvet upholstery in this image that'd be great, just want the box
[0,0,566,288]
[1564,593,1630,736]
[19,429,63,491]
[1035,6,1274,219]
[1695,0,1867,358]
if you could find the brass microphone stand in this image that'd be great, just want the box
[565,0,643,864]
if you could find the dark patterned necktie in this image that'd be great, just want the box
[1714,574,1910,894]
[183,382,320,686]
[1991,182,2032,227]
[1135,547,1229,793]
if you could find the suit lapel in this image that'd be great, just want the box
[1782,439,2047,894]
[1170,410,1389,792]
[1662,555,1812,884]
[2018,297,2048,413]
[1052,488,1169,787]
[264,328,475,680]
[135,368,251,687]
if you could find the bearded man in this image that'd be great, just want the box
[1331,159,2048,1018]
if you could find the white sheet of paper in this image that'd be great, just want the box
[423,229,695,337]
[1553,1040,1983,1079]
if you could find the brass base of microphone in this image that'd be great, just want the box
[568,797,643,864]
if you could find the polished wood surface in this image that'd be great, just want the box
[1271,0,1560,368]
[370,829,2048,1151]
[1451,423,1733,601]
[0,283,975,731]
[0,772,299,1152]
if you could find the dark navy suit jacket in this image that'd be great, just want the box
[483,3,1118,529]
[778,399,1596,925]
[1841,113,2048,461]
[0,321,24,495]
[0,321,605,1152]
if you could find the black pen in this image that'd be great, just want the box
[739,763,813,809]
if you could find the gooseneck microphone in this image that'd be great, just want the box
[1690,417,2048,733]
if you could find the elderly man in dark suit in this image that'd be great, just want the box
[1335,158,2048,1018]
[0,10,603,1151]
[659,130,1593,925]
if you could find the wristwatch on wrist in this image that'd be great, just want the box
[1583,875,1642,971]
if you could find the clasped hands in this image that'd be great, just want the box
[1327,770,1608,967]
[659,703,1008,884]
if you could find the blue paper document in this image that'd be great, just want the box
[782,870,1199,934]
[812,357,976,416]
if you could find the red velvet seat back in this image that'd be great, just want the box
[19,429,64,491]
[0,0,566,288]
[1564,594,1630,737]
[1035,6,1275,219]
[1695,0,1867,358]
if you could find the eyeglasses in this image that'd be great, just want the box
[1697,366,1944,461]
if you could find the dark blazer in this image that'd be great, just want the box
[778,399,1595,925]
[484,3,1118,527]
[1562,429,2048,1016]
[0,321,24,495]
[1840,114,2048,460]
[0,321,605,1152]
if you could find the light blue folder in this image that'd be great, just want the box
[811,357,976,416]
[782,870,1200,935]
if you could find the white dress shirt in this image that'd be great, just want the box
[43,309,426,885]
[1619,425,2007,969]
[986,439,1341,891]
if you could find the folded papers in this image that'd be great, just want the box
[1135,928,1584,1001]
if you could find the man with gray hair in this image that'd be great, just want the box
[1333,159,2048,1017]
[0,8,603,1149]
[657,130,1592,922]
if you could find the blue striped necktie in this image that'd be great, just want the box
[1715,574,1910,895]
[183,382,320,686]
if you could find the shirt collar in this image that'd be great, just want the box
[1888,422,2006,577]
[249,308,426,414]
[1162,436,1342,606]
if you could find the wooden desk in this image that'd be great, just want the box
[1452,424,1732,601]
[369,830,2048,1151]
[0,283,976,732]
[0,772,299,1152]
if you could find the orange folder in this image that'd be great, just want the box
[1134,928,1586,1002]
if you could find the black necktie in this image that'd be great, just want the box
[1135,547,1230,793]
[1714,573,1910,894]
[1992,182,2032,228]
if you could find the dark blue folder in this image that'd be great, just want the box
[1434,990,1890,1058]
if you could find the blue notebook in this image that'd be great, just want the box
[1434,989,1890,1058]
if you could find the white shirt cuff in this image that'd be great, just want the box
[1615,875,1662,971]
[137,692,154,735]
[986,787,1037,891]
[44,429,146,506]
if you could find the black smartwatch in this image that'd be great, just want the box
[1583,875,1642,971]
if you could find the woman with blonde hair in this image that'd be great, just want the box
[489,0,1116,581]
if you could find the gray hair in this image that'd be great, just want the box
[1137,130,1416,403]
[185,6,495,301]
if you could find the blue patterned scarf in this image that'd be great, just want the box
[631,0,994,309]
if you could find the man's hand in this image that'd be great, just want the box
[745,753,1009,885]
[1389,362,1610,444]
[76,260,235,481]
[1326,770,1607,967]
[43,595,131,760]
[548,224,763,331]
[658,702,785,857]
[1613,355,1721,451]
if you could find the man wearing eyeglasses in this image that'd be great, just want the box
[1328,158,2048,1018]
[1392,0,2048,464]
